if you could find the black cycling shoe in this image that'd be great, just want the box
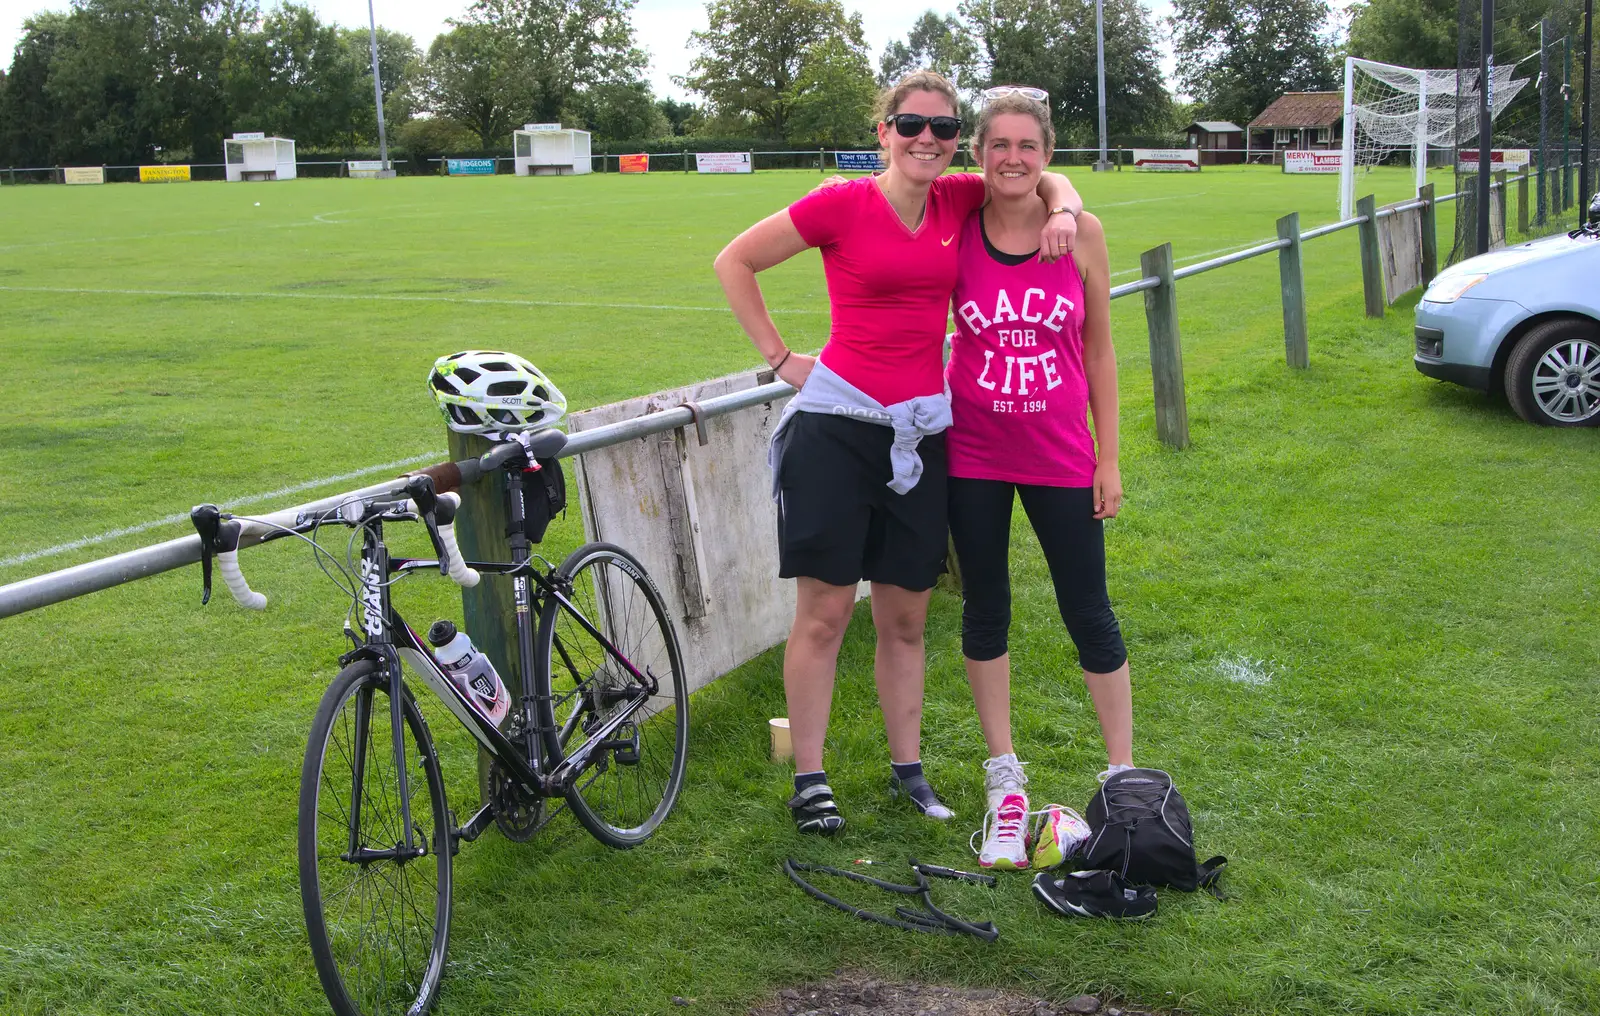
[1032,869,1157,919]
[788,783,846,835]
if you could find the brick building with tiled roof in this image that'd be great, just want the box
[1247,92,1345,162]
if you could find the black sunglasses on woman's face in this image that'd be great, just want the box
[885,113,962,141]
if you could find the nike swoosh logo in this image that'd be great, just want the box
[941,235,955,246]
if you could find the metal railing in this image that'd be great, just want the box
[0,382,789,620]
[0,176,1549,620]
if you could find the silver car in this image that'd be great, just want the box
[1414,193,1600,426]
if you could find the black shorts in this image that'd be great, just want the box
[775,411,948,591]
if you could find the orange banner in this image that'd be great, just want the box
[618,153,649,174]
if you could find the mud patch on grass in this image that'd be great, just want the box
[746,971,1163,1016]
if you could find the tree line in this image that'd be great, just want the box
[4,0,1568,168]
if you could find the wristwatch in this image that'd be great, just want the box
[1048,205,1080,218]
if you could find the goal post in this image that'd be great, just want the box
[1341,57,1530,218]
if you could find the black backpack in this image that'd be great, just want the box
[1079,768,1226,894]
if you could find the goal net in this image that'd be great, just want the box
[1340,57,1528,219]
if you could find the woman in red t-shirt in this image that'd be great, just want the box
[714,70,1084,835]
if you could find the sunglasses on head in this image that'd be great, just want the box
[885,113,962,141]
[982,85,1050,104]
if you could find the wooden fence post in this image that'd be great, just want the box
[1140,242,1189,450]
[444,429,520,807]
[1494,170,1508,240]
[1419,183,1438,288]
[1356,194,1384,318]
[1517,169,1530,235]
[1275,212,1308,369]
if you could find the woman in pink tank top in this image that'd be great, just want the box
[945,93,1137,870]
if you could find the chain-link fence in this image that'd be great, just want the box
[1452,0,1595,262]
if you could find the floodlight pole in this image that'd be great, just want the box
[1477,0,1493,254]
[1095,0,1111,171]
[367,0,391,175]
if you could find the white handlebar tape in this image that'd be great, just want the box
[436,523,480,587]
[217,549,268,610]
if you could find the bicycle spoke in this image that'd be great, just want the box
[304,666,449,1016]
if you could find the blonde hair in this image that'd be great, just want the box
[973,93,1055,153]
[873,69,960,123]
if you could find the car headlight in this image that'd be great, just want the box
[1423,274,1488,303]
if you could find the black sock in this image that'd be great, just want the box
[891,760,924,783]
[794,770,828,794]
[890,760,951,817]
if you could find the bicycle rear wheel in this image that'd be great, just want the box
[537,542,688,848]
[298,661,452,1016]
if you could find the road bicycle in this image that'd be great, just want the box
[190,430,689,1016]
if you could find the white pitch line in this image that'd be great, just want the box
[1,452,444,570]
[1094,191,1208,209]
[1110,235,1278,279]
[0,284,826,315]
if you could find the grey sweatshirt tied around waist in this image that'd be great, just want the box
[768,360,952,499]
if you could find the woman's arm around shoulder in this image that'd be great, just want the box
[1035,172,1083,259]
[714,208,817,390]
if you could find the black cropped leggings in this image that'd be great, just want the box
[947,478,1128,674]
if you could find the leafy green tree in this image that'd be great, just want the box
[960,0,1172,143]
[223,4,364,148]
[1346,0,1460,69]
[340,27,423,139]
[878,10,978,89]
[420,23,531,147]
[393,115,480,155]
[1169,0,1341,125]
[564,81,671,139]
[655,97,701,135]
[44,0,249,163]
[462,0,644,124]
[679,0,860,139]
[0,13,79,165]
[786,32,877,145]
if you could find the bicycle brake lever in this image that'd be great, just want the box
[403,476,452,576]
[191,504,221,605]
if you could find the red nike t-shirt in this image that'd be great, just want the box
[788,173,987,406]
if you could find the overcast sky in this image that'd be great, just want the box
[2,0,1195,97]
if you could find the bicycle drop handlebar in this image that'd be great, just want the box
[187,434,567,610]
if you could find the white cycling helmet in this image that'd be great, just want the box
[428,350,567,434]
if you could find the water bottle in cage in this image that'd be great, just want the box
[426,620,510,728]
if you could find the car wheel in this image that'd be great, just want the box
[1503,318,1600,427]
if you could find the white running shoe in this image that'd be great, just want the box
[1029,804,1093,870]
[1098,763,1136,783]
[972,792,1031,870]
[982,753,1028,808]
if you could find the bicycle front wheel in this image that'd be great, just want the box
[298,661,453,1016]
[537,542,689,848]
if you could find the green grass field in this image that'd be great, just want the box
[3,166,1599,1016]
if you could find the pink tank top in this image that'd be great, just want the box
[946,210,1095,486]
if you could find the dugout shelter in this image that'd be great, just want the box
[514,124,592,176]
[224,133,297,182]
